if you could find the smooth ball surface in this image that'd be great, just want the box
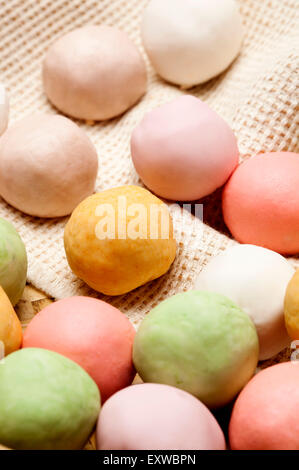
[284,269,299,340]
[131,95,239,201]
[0,348,100,450]
[0,218,27,305]
[64,185,176,295]
[0,84,9,135]
[97,384,226,450]
[195,245,294,360]
[0,114,98,217]
[229,362,299,450]
[0,286,22,356]
[133,291,259,408]
[223,152,299,254]
[43,25,147,121]
[23,296,136,402]
[141,0,243,87]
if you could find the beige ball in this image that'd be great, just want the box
[43,26,147,121]
[0,114,98,217]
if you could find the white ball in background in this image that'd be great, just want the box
[194,244,294,360]
[0,84,9,136]
[141,0,244,87]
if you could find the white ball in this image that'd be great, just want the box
[194,245,294,360]
[141,0,243,87]
[0,84,9,136]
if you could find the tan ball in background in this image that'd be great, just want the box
[43,26,147,121]
[0,114,98,217]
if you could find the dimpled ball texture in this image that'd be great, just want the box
[23,296,136,402]
[284,269,299,340]
[64,185,176,295]
[96,384,226,450]
[194,245,294,360]
[133,291,259,408]
[0,348,100,450]
[0,286,22,356]
[141,0,243,87]
[222,152,299,255]
[131,95,239,201]
[0,218,27,306]
[229,362,299,450]
[43,25,147,121]
[0,114,98,217]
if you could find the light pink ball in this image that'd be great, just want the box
[0,114,98,217]
[97,383,226,450]
[131,95,239,201]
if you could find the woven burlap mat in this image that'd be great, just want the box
[0,0,298,330]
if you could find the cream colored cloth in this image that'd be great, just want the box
[0,0,298,327]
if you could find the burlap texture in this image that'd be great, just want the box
[0,0,298,327]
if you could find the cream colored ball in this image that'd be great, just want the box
[0,114,98,217]
[195,245,294,360]
[141,0,243,87]
[43,26,147,121]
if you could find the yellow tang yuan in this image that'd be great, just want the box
[0,285,22,356]
[64,185,176,295]
[284,269,299,340]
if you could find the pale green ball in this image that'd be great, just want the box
[0,348,100,449]
[133,291,259,408]
[0,218,27,305]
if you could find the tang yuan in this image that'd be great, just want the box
[64,186,176,295]
[0,114,98,217]
[97,384,226,450]
[131,96,238,201]
[43,26,147,121]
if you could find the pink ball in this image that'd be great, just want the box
[223,152,299,254]
[131,95,239,201]
[23,296,136,402]
[97,383,226,450]
[229,362,299,450]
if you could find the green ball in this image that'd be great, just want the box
[133,291,259,408]
[0,348,100,449]
[0,218,27,305]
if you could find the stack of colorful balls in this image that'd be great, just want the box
[0,0,298,451]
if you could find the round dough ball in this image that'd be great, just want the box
[284,269,299,340]
[0,218,27,306]
[223,152,299,254]
[0,348,100,450]
[0,83,9,135]
[23,296,136,402]
[131,95,239,201]
[195,245,294,360]
[0,114,98,217]
[43,26,147,121]
[0,286,22,356]
[64,185,176,295]
[141,0,243,87]
[97,383,226,450]
[229,362,299,450]
[133,291,259,408]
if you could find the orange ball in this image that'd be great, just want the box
[23,296,136,402]
[229,362,299,450]
[222,152,299,254]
